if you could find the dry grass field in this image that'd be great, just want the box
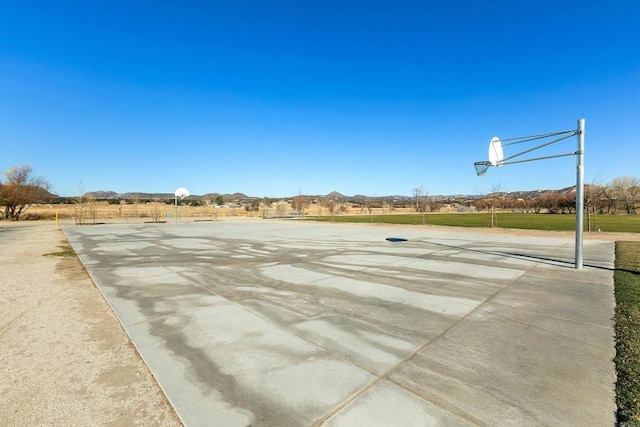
[23,201,418,223]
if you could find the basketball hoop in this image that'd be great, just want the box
[472,119,586,268]
[474,161,491,176]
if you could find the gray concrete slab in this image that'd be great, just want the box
[63,221,616,426]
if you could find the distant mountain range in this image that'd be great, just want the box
[78,186,579,202]
[81,191,251,202]
[81,190,446,201]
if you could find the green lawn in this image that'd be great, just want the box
[614,241,640,425]
[307,213,640,233]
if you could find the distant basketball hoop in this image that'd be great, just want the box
[474,119,585,269]
[174,187,189,199]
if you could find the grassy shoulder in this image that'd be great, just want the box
[614,241,640,425]
[307,213,640,233]
[44,245,76,257]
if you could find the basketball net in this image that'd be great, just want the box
[474,161,491,176]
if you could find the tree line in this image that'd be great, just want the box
[473,177,639,215]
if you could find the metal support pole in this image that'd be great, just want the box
[575,119,585,269]
[175,194,178,223]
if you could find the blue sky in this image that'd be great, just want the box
[1,1,638,197]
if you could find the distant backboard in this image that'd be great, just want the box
[488,137,504,167]
[174,187,190,199]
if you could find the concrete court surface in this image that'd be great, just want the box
[63,221,617,426]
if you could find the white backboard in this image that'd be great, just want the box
[489,137,504,167]
[174,187,190,198]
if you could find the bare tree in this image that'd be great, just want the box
[413,186,430,224]
[429,200,443,213]
[291,194,310,218]
[629,183,640,214]
[75,194,97,225]
[584,184,600,231]
[413,187,423,212]
[150,198,164,223]
[364,197,374,222]
[584,167,605,231]
[0,164,51,220]
[322,197,338,222]
[554,192,574,214]
[383,198,394,214]
[610,176,640,214]
[275,200,287,218]
[74,181,95,225]
[477,183,504,228]
[473,198,487,212]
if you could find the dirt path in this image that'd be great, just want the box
[0,221,181,426]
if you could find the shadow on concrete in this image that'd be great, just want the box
[417,239,615,271]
